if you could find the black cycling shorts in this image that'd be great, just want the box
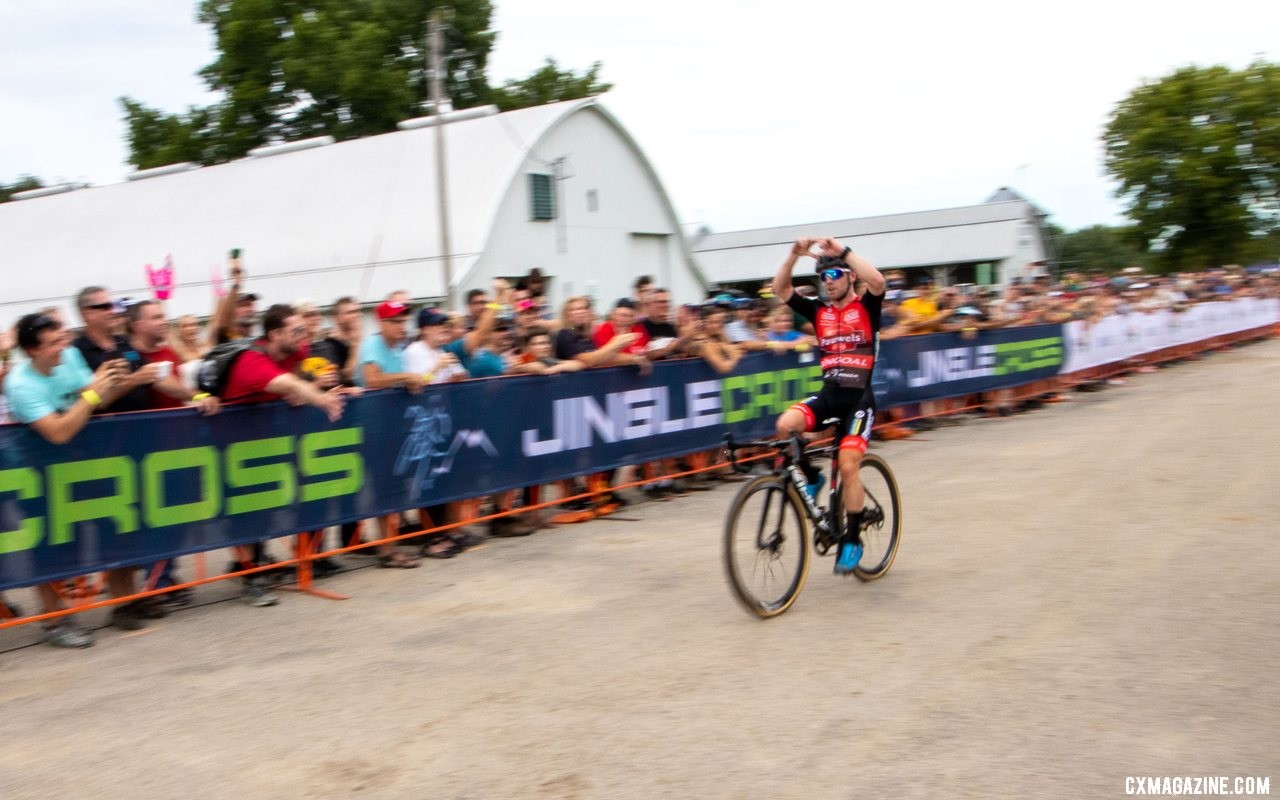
[788,383,876,454]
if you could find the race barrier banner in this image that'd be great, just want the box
[1061,297,1280,373]
[0,354,820,590]
[0,311,1269,590]
[873,323,1066,404]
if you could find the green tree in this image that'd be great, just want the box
[0,175,44,204]
[489,58,611,112]
[1103,60,1280,271]
[121,2,610,170]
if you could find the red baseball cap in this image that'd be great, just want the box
[376,301,409,320]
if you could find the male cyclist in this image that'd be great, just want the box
[771,237,886,574]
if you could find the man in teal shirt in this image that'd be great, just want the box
[4,312,124,648]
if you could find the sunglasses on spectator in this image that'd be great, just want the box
[819,268,849,282]
[82,302,115,311]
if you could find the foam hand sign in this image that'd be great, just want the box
[146,255,175,300]
[211,263,227,298]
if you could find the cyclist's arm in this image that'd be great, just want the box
[772,238,815,303]
[841,247,886,296]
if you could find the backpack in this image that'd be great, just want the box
[196,338,264,397]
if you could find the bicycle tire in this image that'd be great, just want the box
[853,453,902,581]
[722,475,812,618]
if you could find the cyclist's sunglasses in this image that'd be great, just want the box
[818,268,849,282]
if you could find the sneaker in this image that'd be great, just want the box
[833,541,863,575]
[240,580,279,607]
[43,620,94,648]
[804,474,826,503]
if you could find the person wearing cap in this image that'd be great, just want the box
[404,307,467,384]
[6,310,128,646]
[355,301,426,393]
[209,250,259,346]
[771,237,886,576]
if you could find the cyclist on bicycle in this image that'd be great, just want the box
[771,237,886,575]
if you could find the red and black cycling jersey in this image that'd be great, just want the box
[786,290,884,389]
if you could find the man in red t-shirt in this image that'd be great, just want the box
[222,303,348,420]
[592,298,651,356]
[125,300,220,413]
[220,304,354,606]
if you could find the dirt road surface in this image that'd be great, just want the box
[2,339,1278,799]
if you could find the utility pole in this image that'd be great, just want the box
[428,11,455,309]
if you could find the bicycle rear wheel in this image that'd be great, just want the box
[723,475,812,618]
[854,453,902,581]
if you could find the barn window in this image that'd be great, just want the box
[529,174,556,221]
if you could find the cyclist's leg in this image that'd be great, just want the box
[777,393,829,485]
[833,390,875,573]
[837,390,876,536]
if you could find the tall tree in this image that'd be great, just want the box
[121,2,610,170]
[1103,61,1280,270]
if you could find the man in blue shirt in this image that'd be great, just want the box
[356,300,425,568]
[357,301,426,393]
[5,312,124,648]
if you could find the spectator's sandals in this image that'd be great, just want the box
[421,536,464,559]
[379,551,421,569]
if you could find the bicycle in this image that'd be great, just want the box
[721,432,902,618]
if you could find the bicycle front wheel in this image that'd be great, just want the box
[854,453,902,581]
[723,475,812,618]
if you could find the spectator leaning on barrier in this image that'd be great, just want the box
[403,308,468,383]
[222,304,356,599]
[310,295,363,387]
[354,301,428,569]
[593,298,652,370]
[126,300,221,413]
[640,288,687,360]
[685,303,743,374]
[72,288,195,628]
[125,299,219,607]
[5,312,128,647]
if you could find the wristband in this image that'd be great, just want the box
[423,372,435,383]
[841,246,852,260]
[81,389,102,407]
[486,302,502,311]
[192,392,211,401]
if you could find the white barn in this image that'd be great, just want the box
[691,189,1054,290]
[0,97,706,324]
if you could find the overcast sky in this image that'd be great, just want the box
[1,1,1274,233]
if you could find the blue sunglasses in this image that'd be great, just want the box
[819,268,849,282]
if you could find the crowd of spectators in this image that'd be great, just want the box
[1,255,1275,649]
[877,266,1278,340]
